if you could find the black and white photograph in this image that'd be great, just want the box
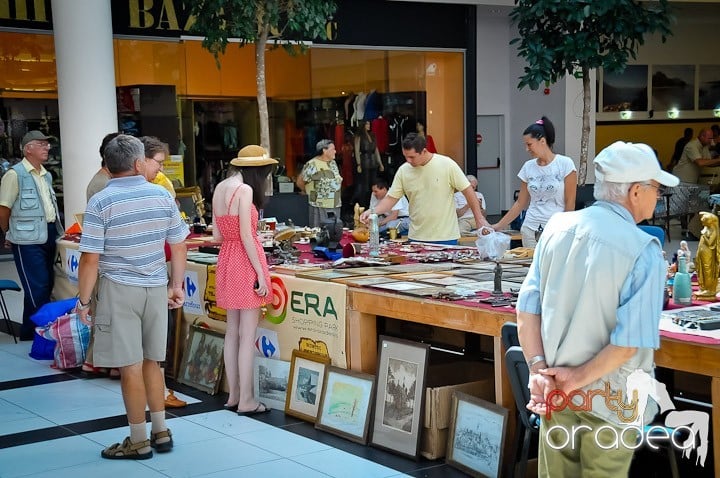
[382,357,418,432]
[651,65,695,111]
[699,65,720,110]
[446,392,508,478]
[296,366,320,404]
[602,65,648,112]
[285,349,331,423]
[254,356,291,411]
[370,336,430,459]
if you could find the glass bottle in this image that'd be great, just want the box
[369,213,380,257]
[673,255,692,306]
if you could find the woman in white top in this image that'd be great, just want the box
[492,116,577,247]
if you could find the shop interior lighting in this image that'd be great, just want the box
[667,108,679,119]
[714,108,720,118]
[620,110,631,120]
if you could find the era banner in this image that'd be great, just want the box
[263,274,347,368]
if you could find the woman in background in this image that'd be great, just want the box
[212,145,276,415]
[492,116,577,247]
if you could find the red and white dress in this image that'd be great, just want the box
[214,189,270,310]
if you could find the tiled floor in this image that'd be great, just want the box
[0,256,468,478]
[0,224,713,478]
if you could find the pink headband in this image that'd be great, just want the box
[535,119,544,125]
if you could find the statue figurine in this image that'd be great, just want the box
[493,261,503,296]
[694,211,720,299]
[351,202,370,243]
[677,240,690,261]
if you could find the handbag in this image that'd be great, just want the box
[36,312,90,369]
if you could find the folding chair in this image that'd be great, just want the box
[0,279,21,343]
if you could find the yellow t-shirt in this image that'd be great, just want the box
[152,171,176,198]
[388,153,470,241]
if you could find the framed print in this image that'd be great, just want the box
[285,350,331,422]
[370,335,430,459]
[699,65,720,110]
[177,325,225,395]
[446,392,508,478]
[175,186,205,220]
[651,65,694,111]
[315,367,376,444]
[602,64,648,111]
[254,356,291,411]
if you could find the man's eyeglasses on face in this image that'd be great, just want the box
[147,157,165,166]
[639,182,666,196]
[31,141,50,149]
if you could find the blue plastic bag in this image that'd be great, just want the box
[29,298,77,360]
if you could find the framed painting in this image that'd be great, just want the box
[315,367,376,444]
[177,325,225,395]
[285,350,331,422]
[254,356,291,411]
[370,335,430,459]
[446,392,508,478]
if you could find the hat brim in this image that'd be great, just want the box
[654,170,680,188]
[230,156,279,167]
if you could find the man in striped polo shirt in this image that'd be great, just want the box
[76,134,189,460]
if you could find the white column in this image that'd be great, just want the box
[51,0,117,222]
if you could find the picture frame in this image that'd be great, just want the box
[175,186,205,220]
[315,367,376,445]
[254,356,291,411]
[177,325,225,395]
[370,335,430,459]
[285,350,331,422]
[446,392,508,478]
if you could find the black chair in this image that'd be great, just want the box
[0,279,21,343]
[505,345,540,478]
[501,321,520,349]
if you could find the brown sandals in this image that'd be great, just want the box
[101,437,152,460]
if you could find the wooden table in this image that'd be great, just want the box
[655,336,720,476]
[345,287,720,476]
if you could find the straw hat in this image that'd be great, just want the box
[230,145,278,167]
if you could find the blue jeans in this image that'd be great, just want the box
[409,238,459,245]
[12,223,58,339]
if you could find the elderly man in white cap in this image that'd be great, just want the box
[515,141,679,477]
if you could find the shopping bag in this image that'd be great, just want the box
[475,227,511,260]
[36,312,90,369]
[29,298,77,360]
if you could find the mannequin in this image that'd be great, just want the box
[354,120,384,207]
[416,120,437,153]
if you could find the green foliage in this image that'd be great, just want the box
[188,0,337,58]
[510,0,673,91]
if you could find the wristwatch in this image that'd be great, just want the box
[76,298,91,311]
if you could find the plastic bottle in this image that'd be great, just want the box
[369,213,380,257]
[673,255,692,306]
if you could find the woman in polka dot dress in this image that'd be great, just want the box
[212,145,277,415]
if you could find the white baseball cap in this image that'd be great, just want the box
[594,141,679,187]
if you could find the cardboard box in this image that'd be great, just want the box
[420,361,495,460]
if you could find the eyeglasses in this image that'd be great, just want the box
[30,141,51,149]
[639,182,666,196]
[146,157,165,166]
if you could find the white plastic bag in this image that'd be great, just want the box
[475,227,511,260]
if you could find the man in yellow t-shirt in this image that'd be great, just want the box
[360,133,489,244]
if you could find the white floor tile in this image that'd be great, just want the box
[183,410,277,436]
[0,380,126,425]
[0,435,101,478]
[18,459,167,478]
[235,426,331,458]
[0,349,61,382]
[198,458,332,478]
[293,448,406,478]
[140,436,280,478]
